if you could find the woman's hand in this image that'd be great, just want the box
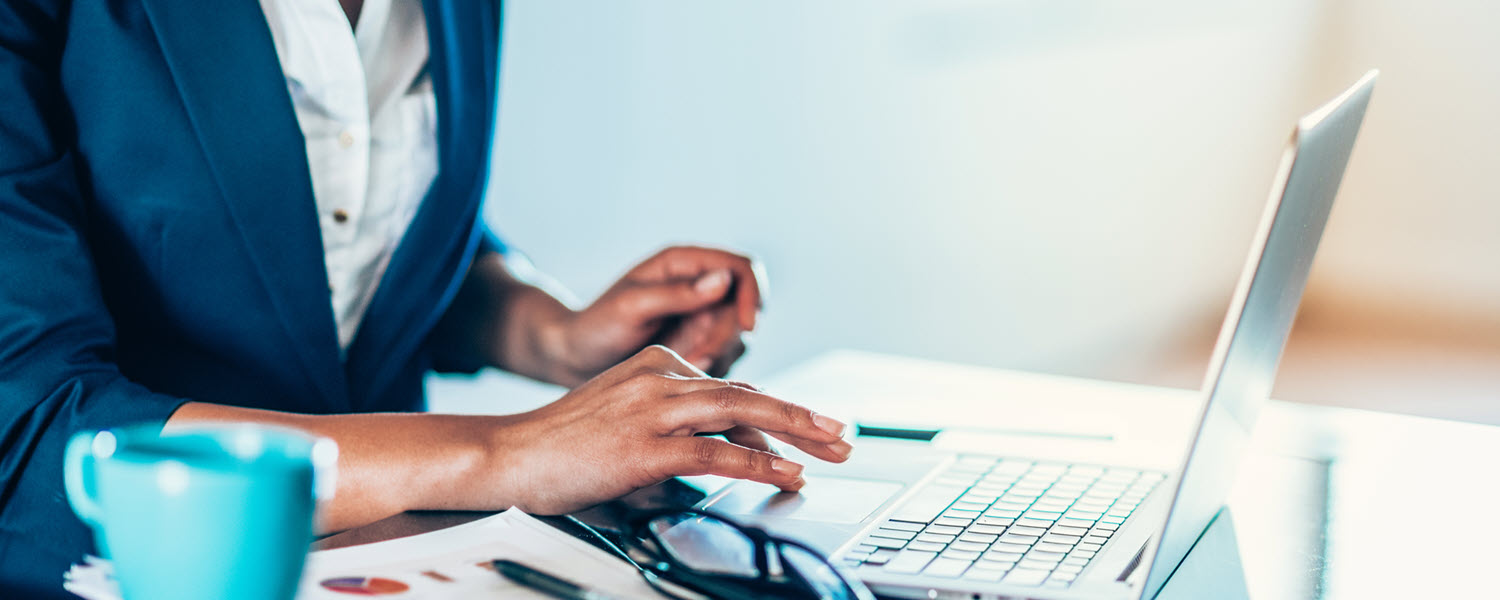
[552,246,766,383]
[484,345,851,515]
[166,346,846,530]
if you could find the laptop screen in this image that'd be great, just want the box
[1138,71,1377,599]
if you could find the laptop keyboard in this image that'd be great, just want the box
[842,456,1166,589]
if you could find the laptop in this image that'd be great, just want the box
[683,70,1378,599]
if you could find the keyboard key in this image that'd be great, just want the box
[1057,517,1096,529]
[963,567,1007,581]
[883,549,938,573]
[1073,502,1111,513]
[1083,535,1111,545]
[1019,558,1061,571]
[870,528,917,541]
[1061,556,1089,566]
[1100,516,1126,525]
[1022,511,1062,522]
[1024,550,1065,563]
[992,501,1032,512]
[865,548,899,565]
[949,541,990,553]
[934,517,973,528]
[959,533,998,544]
[998,533,1039,546]
[882,520,925,532]
[985,508,1024,519]
[1087,527,1116,537]
[889,486,966,523]
[1041,533,1081,546]
[1069,550,1097,560]
[1064,510,1104,521]
[1033,500,1072,511]
[1008,525,1047,537]
[1092,521,1120,531]
[1004,568,1052,586]
[943,509,982,520]
[925,524,963,536]
[907,541,947,553]
[923,558,973,578]
[1034,541,1074,554]
[960,493,1000,504]
[941,550,982,563]
[967,524,1007,535]
[1050,525,1089,536]
[851,544,878,554]
[989,542,1031,554]
[983,550,1025,563]
[1054,563,1084,575]
[863,536,906,549]
[1015,517,1056,529]
[1077,542,1103,553]
[950,501,989,512]
[1050,571,1078,583]
[914,533,956,545]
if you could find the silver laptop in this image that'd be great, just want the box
[689,70,1377,599]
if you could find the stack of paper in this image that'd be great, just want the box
[66,509,667,599]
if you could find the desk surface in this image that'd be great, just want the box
[324,351,1500,599]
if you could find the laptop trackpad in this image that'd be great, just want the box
[702,476,903,524]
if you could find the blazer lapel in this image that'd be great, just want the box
[140,0,348,410]
[343,0,501,408]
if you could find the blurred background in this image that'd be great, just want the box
[431,0,1499,424]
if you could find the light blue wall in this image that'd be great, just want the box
[439,0,1327,410]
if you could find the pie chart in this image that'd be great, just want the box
[320,577,410,596]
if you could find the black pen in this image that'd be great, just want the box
[492,559,626,600]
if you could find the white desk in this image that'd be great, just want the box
[343,350,1500,598]
[763,351,1500,599]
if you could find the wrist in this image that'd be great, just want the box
[535,306,591,387]
[400,414,515,512]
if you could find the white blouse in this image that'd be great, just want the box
[258,0,439,352]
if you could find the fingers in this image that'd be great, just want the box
[608,270,733,324]
[631,246,766,332]
[721,425,777,455]
[612,346,852,464]
[660,384,853,463]
[661,305,747,376]
[662,437,806,492]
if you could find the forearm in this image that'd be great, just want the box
[164,402,512,533]
[433,251,589,387]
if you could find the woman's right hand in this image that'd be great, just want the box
[476,345,854,515]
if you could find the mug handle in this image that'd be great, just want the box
[64,432,103,526]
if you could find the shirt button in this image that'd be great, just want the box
[338,131,355,148]
[332,209,349,223]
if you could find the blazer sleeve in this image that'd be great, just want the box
[0,0,191,510]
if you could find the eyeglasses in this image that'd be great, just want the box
[553,509,874,600]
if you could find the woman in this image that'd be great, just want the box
[0,0,851,595]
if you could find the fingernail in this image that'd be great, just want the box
[812,413,847,438]
[694,270,731,295]
[771,458,804,477]
[829,439,854,460]
[691,357,713,371]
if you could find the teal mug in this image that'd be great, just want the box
[64,424,338,600]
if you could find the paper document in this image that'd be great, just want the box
[65,509,666,599]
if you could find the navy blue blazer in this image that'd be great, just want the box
[0,0,503,594]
